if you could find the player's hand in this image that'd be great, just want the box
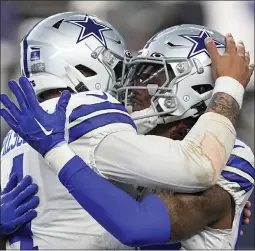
[205,33,254,88]
[0,174,39,236]
[0,77,71,156]
[243,200,251,225]
[240,201,251,236]
[240,200,252,236]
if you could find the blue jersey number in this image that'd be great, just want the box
[8,154,38,250]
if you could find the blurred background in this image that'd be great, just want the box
[0,1,254,249]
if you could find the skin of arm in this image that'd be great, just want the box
[206,92,240,129]
[157,184,233,242]
[45,145,234,246]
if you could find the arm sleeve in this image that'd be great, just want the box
[95,112,236,193]
[45,145,171,247]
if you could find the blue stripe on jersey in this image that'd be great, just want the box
[234,144,245,149]
[221,170,254,192]
[236,137,249,147]
[69,112,137,143]
[226,154,255,179]
[69,101,128,123]
[8,154,38,249]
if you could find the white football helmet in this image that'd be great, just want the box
[20,12,126,97]
[117,24,226,126]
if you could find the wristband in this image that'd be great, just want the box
[212,77,244,109]
[45,143,75,173]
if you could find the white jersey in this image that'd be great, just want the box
[181,138,255,249]
[1,91,134,250]
[0,90,238,249]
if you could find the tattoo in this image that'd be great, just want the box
[206,92,240,128]
[157,185,232,242]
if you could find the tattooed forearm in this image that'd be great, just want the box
[206,92,240,128]
[156,185,232,242]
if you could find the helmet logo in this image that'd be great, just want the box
[66,15,112,46]
[30,48,40,61]
[179,29,225,59]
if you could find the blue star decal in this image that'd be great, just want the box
[66,15,112,46]
[179,29,225,58]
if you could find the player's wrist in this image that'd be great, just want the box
[212,76,245,109]
[44,143,75,174]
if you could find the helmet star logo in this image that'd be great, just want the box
[179,29,225,58]
[66,15,112,46]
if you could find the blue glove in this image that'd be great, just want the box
[0,77,71,156]
[0,174,39,236]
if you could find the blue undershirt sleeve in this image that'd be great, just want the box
[58,155,171,247]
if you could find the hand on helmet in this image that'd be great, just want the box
[205,33,254,88]
[0,77,71,156]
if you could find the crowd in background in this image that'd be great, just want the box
[0,1,254,249]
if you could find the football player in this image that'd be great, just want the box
[1,23,254,249]
[113,25,255,249]
[1,12,132,250]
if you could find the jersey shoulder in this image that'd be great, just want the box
[40,91,122,111]
[218,138,254,205]
[44,91,136,144]
[69,91,122,107]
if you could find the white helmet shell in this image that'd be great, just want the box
[118,24,226,126]
[20,12,127,96]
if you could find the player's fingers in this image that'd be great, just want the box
[0,109,19,132]
[56,90,71,114]
[248,64,255,79]
[15,196,39,217]
[243,208,251,218]
[19,76,39,109]
[14,183,38,207]
[245,51,250,65]
[245,200,251,208]
[0,94,22,121]
[237,40,245,57]
[205,37,220,63]
[8,80,29,112]
[225,33,237,55]
[1,174,18,195]
[243,218,250,225]
[11,175,32,198]
[14,210,37,227]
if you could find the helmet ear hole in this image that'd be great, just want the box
[191,84,213,94]
[75,64,97,77]
[113,61,123,80]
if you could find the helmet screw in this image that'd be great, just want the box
[91,52,98,59]
[176,63,185,73]
[95,83,101,90]
[165,98,175,108]
[183,95,190,102]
